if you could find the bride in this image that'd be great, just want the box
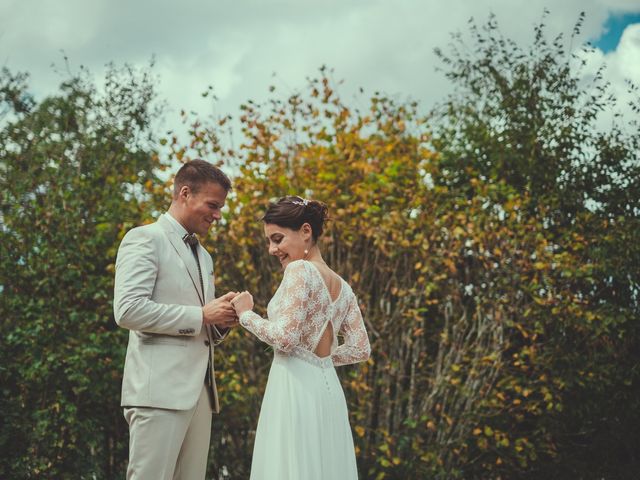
[231,195,371,480]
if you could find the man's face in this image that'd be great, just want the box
[182,181,227,236]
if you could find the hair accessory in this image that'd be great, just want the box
[290,197,309,207]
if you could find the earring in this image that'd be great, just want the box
[304,249,309,258]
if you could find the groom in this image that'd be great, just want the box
[114,160,238,479]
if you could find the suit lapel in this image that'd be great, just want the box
[158,215,205,305]
[200,245,217,303]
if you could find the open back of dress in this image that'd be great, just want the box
[238,259,371,480]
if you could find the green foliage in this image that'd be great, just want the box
[0,63,163,478]
[1,12,638,480]
[431,11,640,478]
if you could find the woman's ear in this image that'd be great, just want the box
[301,222,313,240]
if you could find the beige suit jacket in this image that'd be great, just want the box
[113,213,225,412]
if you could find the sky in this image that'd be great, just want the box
[1,0,639,138]
[595,11,640,52]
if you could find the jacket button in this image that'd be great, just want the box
[204,340,210,347]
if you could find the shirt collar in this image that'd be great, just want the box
[164,212,189,238]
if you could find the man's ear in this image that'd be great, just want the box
[178,185,191,200]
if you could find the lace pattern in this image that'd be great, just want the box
[239,260,371,367]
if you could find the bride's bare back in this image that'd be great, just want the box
[310,261,342,357]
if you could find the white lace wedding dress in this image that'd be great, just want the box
[239,259,371,480]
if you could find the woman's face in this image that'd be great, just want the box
[264,222,312,268]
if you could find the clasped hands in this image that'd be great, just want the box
[201,290,254,328]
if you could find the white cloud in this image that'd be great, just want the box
[595,0,640,12]
[0,0,637,137]
[574,22,640,131]
[613,23,640,80]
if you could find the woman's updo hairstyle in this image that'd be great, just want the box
[262,196,329,242]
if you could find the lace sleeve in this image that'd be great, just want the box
[332,293,371,366]
[239,261,309,352]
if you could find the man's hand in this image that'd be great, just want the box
[202,291,238,327]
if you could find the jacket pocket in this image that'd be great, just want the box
[138,332,187,347]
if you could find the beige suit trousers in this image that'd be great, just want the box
[124,385,212,480]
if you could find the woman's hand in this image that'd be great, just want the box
[230,291,254,316]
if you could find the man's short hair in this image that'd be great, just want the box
[173,160,232,198]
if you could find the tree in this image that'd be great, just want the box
[431,11,640,478]
[0,62,162,478]
[173,14,639,478]
[2,11,637,479]
[169,66,591,478]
